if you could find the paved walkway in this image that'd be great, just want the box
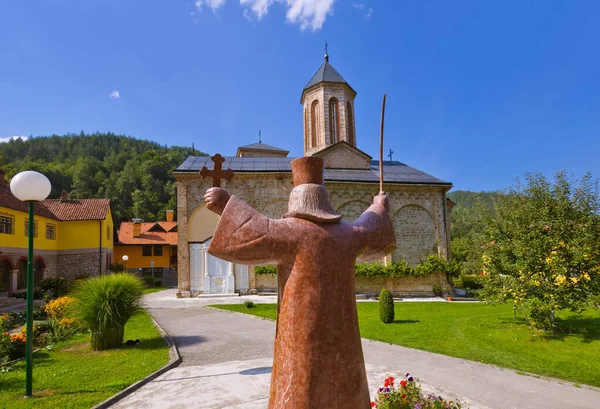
[113,289,600,409]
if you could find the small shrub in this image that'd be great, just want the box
[244,301,255,309]
[4,312,25,329]
[109,262,125,273]
[379,289,395,324]
[71,273,144,350]
[40,276,70,299]
[372,373,462,408]
[45,296,77,319]
[142,275,156,288]
[45,296,82,342]
[0,331,26,363]
[432,285,443,297]
[48,317,83,342]
[0,314,14,332]
[255,265,277,275]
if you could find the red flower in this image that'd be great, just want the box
[371,402,377,408]
[401,393,406,398]
[400,380,407,387]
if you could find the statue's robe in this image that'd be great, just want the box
[209,195,396,409]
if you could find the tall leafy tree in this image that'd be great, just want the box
[477,172,600,330]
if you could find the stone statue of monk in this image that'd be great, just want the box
[204,156,396,409]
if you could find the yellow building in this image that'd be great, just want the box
[114,210,177,286]
[0,171,114,292]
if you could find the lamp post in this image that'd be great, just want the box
[10,171,51,397]
[122,255,129,270]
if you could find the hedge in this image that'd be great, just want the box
[254,255,460,278]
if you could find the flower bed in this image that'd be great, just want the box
[372,374,463,409]
[0,296,83,363]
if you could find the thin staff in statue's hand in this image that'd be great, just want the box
[379,93,387,195]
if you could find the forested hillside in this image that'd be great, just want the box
[447,190,498,275]
[0,133,206,222]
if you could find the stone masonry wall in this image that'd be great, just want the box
[317,144,370,169]
[327,182,449,264]
[0,247,58,280]
[176,172,451,296]
[56,249,107,279]
[256,272,452,296]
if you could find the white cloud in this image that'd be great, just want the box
[284,0,335,31]
[353,3,372,19]
[194,0,334,31]
[109,91,120,99]
[240,0,274,20]
[195,0,227,12]
[0,136,28,143]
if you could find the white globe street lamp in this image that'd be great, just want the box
[122,255,129,270]
[9,171,52,202]
[9,170,51,397]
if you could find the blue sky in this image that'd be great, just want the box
[1,1,599,192]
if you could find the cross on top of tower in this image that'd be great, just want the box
[324,41,329,62]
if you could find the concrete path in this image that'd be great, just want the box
[112,289,600,409]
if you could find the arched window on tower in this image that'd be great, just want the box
[311,100,319,148]
[346,101,354,145]
[329,98,339,143]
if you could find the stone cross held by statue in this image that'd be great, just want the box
[200,153,234,187]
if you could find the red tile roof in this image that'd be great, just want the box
[117,221,178,245]
[41,198,111,221]
[0,184,59,220]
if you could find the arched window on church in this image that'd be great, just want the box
[329,98,339,143]
[346,101,354,145]
[311,100,319,148]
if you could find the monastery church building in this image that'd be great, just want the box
[174,53,453,297]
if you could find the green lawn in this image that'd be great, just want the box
[0,309,170,408]
[212,302,600,387]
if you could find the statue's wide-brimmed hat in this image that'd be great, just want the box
[282,157,342,223]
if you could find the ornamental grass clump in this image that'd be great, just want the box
[72,273,144,351]
[379,289,395,323]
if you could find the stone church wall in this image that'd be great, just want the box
[255,271,452,296]
[176,172,451,297]
[327,182,449,265]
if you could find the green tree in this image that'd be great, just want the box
[0,132,204,223]
[448,191,496,276]
[477,172,600,330]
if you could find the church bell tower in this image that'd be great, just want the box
[301,48,357,156]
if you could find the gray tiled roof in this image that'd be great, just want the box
[238,142,289,152]
[304,61,352,91]
[175,156,451,186]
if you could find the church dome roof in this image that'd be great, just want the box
[302,54,356,98]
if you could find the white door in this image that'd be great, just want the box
[189,243,204,293]
[203,238,235,294]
